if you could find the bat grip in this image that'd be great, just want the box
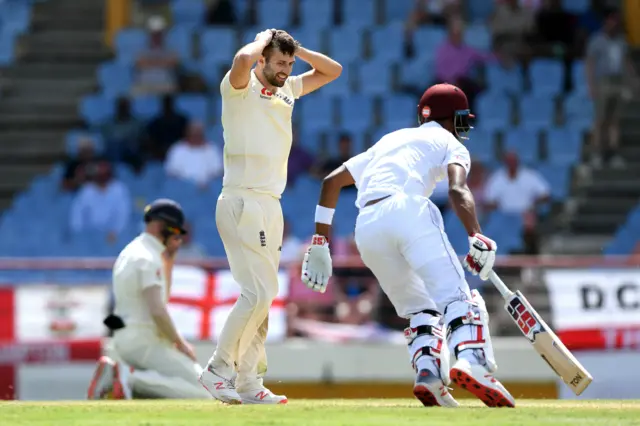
[488,271,513,299]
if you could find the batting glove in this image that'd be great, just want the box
[463,233,497,281]
[301,235,332,293]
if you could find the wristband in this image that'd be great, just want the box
[315,205,335,225]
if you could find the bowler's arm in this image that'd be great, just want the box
[296,47,342,96]
[448,163,482,236]
[316,165,355,239]
[228,31,273,90]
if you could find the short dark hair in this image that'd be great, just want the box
[263,30,299,60]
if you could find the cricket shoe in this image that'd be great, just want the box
[199,366,242,404]
[87,356,116,399]
[450,358,515,408]
[112,361,133,400]
[238,387,288,405]
[413,369,459,407]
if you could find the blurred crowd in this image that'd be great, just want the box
[60,0,631,338]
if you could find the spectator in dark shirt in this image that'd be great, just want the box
[143,95,188,161]
[62,138,99,192]
[313,133,355,189]
[206,0,237,25]
[287,127,314,186]
[101,97,144,171]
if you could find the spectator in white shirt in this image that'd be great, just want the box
[164,121,223,187]
[484,152,550,254]
[69,161,132,244]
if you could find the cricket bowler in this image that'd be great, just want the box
[199,29,342,404]
[87,199,211,400]
[300,84,516,408]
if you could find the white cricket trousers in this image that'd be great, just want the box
[354,193,471,318]
[112,327,211,399]
[212,188,283,392]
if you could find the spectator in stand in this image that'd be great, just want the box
[62,137,99,192]
[280,219,303,264]
[101,97,145,172]
[312,133,355,190]
[206,0,237,25]
[468,159,489,222]
[586,9,635,168]
[484,152,550,254]
[165,121,223,187]
[175,222,207,260]
[434,17,490,109]
[144,95,188,161]
[132,16,179,96]
[489,0,535,64]
[405,0,462,29]
[287,126,314,187]
[69,160,132,244]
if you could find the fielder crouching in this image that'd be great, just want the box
[87,199,211,400]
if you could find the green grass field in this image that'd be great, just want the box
[2,399,640,426]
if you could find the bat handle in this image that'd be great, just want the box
[488,271,514,299]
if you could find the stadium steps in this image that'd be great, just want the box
[0,0,106,211]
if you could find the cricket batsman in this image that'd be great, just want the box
[87,199,211,400]
[198,29,342,404]
[300,84,516,408]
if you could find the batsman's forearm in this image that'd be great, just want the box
[449,187,482,236]
[296,47,342,77]
[152,309,183,345]
[163,257,174,296]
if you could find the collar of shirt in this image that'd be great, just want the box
[141,232,166,256]
[420,121,444,130]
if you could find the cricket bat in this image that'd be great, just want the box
[488,271,593,396]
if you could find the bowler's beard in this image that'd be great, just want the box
[263,63,286,88]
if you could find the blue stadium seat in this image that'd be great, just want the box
[519,95,555,130]
[384,0,413,23]
[298,94,334,132]
[370,23,404,62]
[0,1,31,36]
[329,27,363,65]
[97,61,133,97]
[504,129,540,164]
[175,94,209,123]
[357,59,391,95]
[79,94,114,126]
[296,128,322,154]
[132,95,161,120]
[342,0,375,28]
[464,24,491,51]
[604,227,637,255]
[466,0,494,23]
[200,28,236,63]
[115,29,147,65]
[171,0,205,29]
[294,28,323,53]
[443,210,470,255]
[536,163,570,200]
[546,127,582,165]
[65,130,105,156]
[326,130,366,157]
[571,60,587,95]
[475,93,511,131]
[562,0,589,13]
[206,124,224,144]
[529,59,564,96]
[380,95,414,128]
[338,94,374,133]
[199,58,223,88]
[564,92,593,130]
[467,129,496,164]
[0,34,16,65]
[319,63,351,96]
[256,0,292,28]
[485,64,523,95]
[299,0,333,29]
[166,26,193,61]
[484,211,523,253]
[399,56,435,90]
[413,27,447,59]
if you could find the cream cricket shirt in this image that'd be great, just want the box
[220,69,304,198]
[112,233,167,330]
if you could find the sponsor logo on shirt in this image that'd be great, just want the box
[259,87,293,106]
[260,87,273,99]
